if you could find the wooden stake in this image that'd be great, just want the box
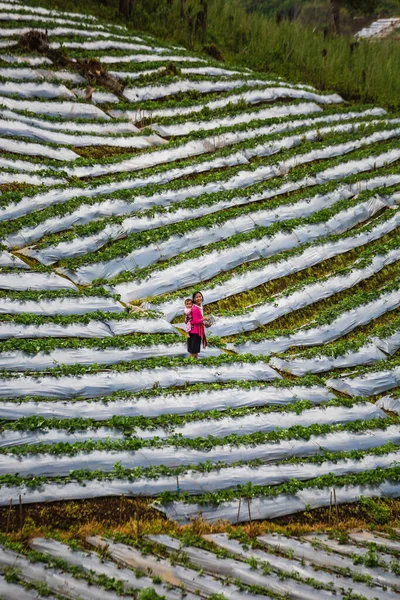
[6,498,12,534]
[19,494,23,530]
[236,495,242,525]
[247,495,252,525]
[333,488,339,526]
[329,489,333,525]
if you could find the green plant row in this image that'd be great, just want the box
[60,112,400,173]
[0,352,269,379]
[1,122,398,214]
[279,315,400,362]
[152,108,394,144]
[0,442,397,491]
[39,164,400,270]
[0,309,164,326]
[0,396,363,436]
[0,534,147,597]
[9,143,399,252]
[149,209,400,306]
[232,272,400,345]
[157,464,400,506]
[0,416,395,457]
[326,355,400,382]
[0,376,326,404]
[104,186,396,286]
[62,183,394,271]
[2,105,392,180]
[193,233,400,319]
[0,332,190,354]
[101,76,340,112]
[0,287,118,301]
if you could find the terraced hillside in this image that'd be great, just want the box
[0,0,399,528]
[0,529,400,599]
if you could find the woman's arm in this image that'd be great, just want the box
[190,305,203,325]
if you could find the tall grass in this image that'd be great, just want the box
[129,0,400,109]
[25,0,400,109]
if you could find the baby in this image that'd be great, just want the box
[184,298,193,337]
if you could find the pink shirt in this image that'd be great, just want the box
[184,307,192,333]
[190,304,204,336]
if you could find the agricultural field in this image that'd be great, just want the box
[0,0,400,595]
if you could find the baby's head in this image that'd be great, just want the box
[185,298,193,309]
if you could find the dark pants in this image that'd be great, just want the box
[188,333,202,354]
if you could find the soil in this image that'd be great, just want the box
[17,30,124,96]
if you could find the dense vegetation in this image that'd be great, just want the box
[29,0,400,109]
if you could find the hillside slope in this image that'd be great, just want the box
[0,0,399,538]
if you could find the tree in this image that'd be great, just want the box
[330,0,341,35]
[180,0,186,19]
[119,0,133,18]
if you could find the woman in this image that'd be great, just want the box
[187,291,208,358]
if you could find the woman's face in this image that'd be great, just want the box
[194,292,203,306]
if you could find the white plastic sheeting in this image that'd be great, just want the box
[154,106,385,138]
[58,179,391,281]
[0,385,334,420]
[205,534,395,600]
[327,367,400,397]
[0,250,29,269]
[111,86,343,122]
[0,80,75,99]
[2,444,396,491]
[0,319,109,339]
[181,66,244,76]
[149,403,384,441]
[72,89,119,104]
[209,246,400,337]
[304,534,398,567]
[30,538,200,600]
[151,207,400,320]
[0,152,248,226]
[148,535,336,600]
[0,67,49,80]
[1,425,398,477]
[373,331,400,355]
[235,287,400,356]
[0,154,58,172]
[0,117,161,148]
[257,534,400,590]
[152,102,323,136]
[112,195,389,301]
[0,546,121,600]
[0,107,138,133]
[158,481,400,524]
[0,341,223,371]
[0,1,98,20]
[29,117,397,265]
[272,344,387,375]
[0,170,63,186]
[0,95,110,119]
[376,395,400,415]
[0,295,124,315]
[349,530,400,553]
[123,78,278,102]
[67,113,398,179]
[101,53,205,63]
[0,271,76,291]
[0,53,52,65]
[50,40,168,53]
[0,361,280,399]
[87,536,263,600]
[356,18,400,39]
[0,575,56,600]
[0,135,79,160]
